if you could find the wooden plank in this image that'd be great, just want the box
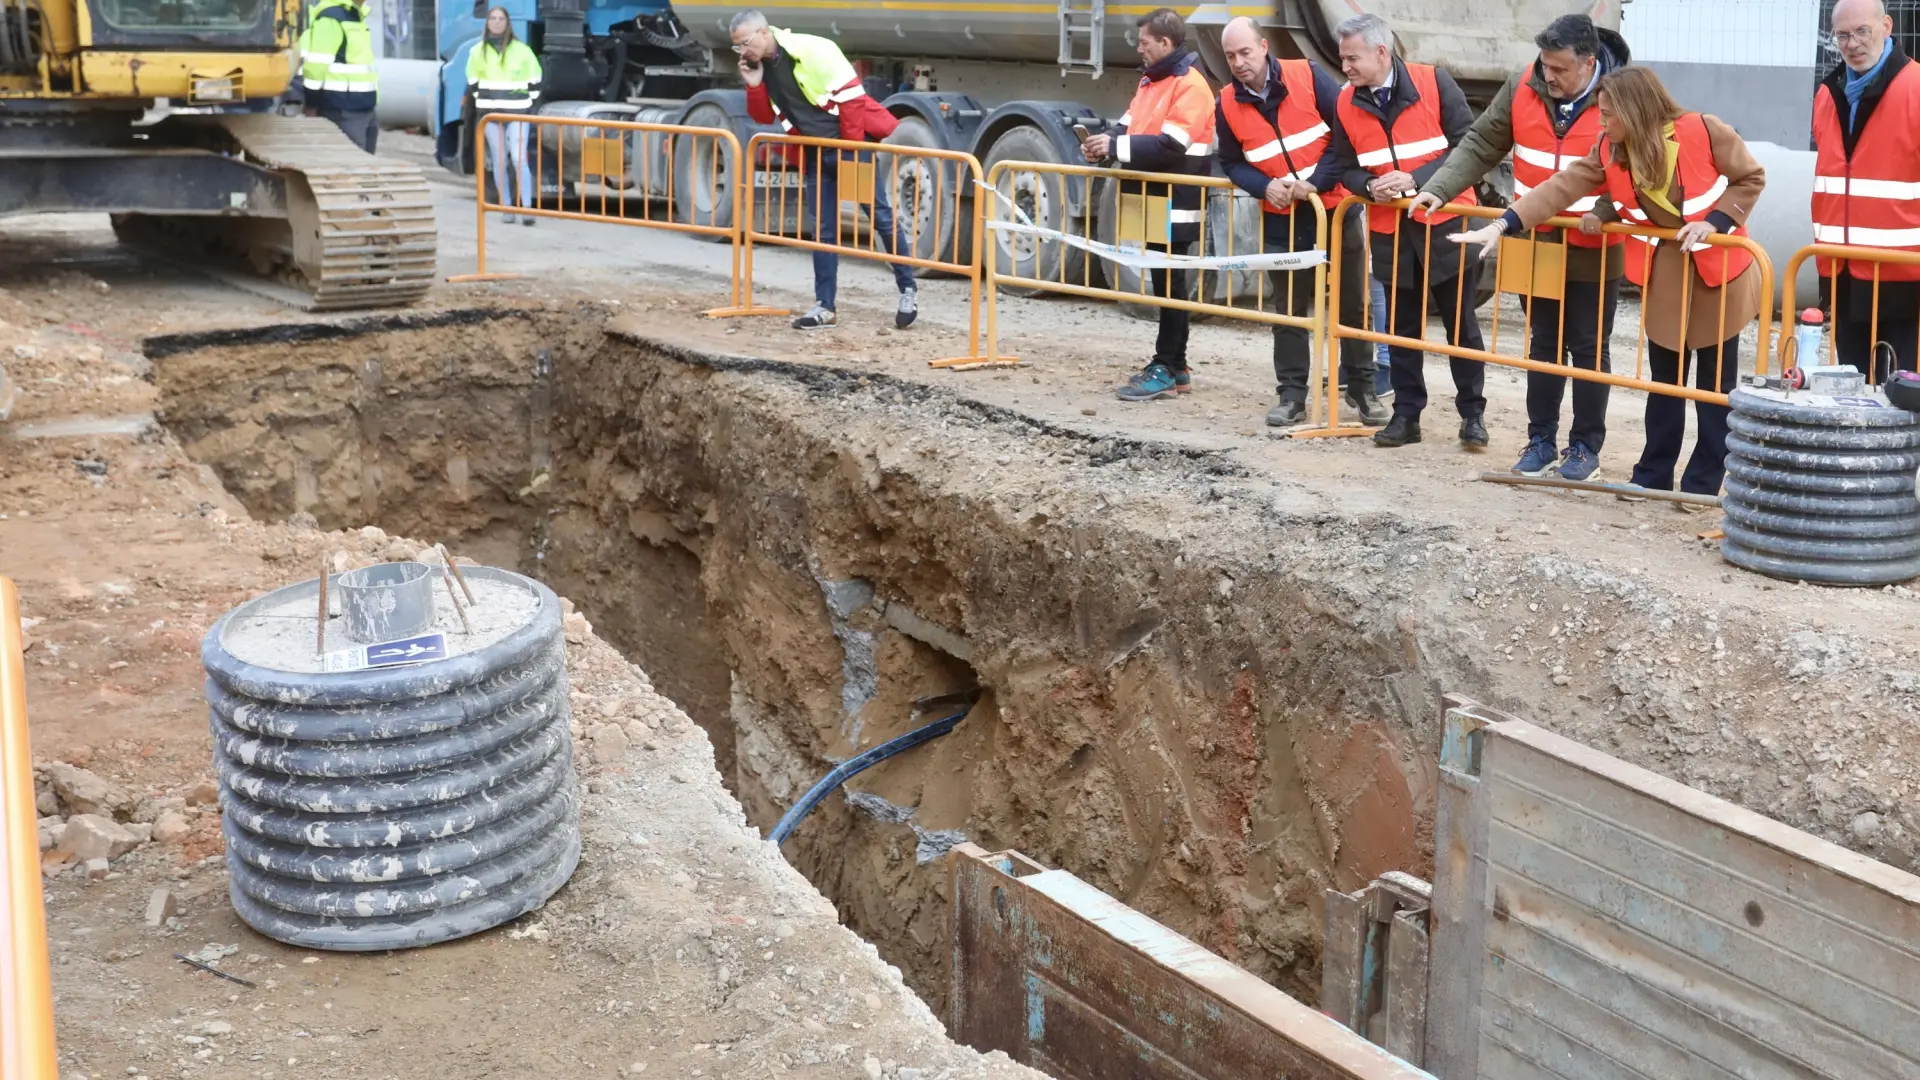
[1466,717,1920,1080]
[948,844,1432,1080]
[1384,909,1428,1064]
[1323,886,1371,1032]
[1423,697,1495,1080]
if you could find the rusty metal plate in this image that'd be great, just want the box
[948,843,1434,1080]
[1451,712,1920,1079]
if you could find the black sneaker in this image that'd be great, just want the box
[1343,388,1391,426]
[1266,398,1308,428]
[1459,416,1490,450]
[896,287,918,329]
[1373,415,1421,447]
[792,305,836,331]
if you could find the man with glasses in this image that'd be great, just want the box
[733,10,921,331]
[1812,0,1920,379]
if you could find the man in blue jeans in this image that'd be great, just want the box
[735,10,919,330]
[796,145,916,326]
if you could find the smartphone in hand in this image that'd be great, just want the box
[1072,124,1091,143]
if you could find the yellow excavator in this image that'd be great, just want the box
[0,0,434,309]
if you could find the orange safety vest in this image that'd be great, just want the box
[1216,59,1345,216]
[1601,112,1754,289]
[1510,72,1615,250]
[1812,62,1920,282]
[1336,62,1476,233]
[1115,57,1215,239]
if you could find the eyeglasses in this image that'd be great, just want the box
[730,28,763,53]
[1830,25,1880,47]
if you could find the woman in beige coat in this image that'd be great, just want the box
[1455,66,1766,497]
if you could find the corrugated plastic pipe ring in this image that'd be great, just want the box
[1721,388,1920,587]
[201,566,579,951]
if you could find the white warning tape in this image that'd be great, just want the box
[980,182,1327,273]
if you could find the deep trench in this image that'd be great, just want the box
[146,305,1442,1014]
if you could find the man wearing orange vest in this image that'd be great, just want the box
[1813,0,1920,380]
[1411,15,1628,482]
[1214,16,1389,428]
[1319,13,1486,450]
[1078,8,1216,402]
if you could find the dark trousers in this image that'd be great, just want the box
[1384,259,1486,421]
[1828,278,1920,381]
[318,106,377,154]
[1523,277,1620,452]
[801,147,915,311]
[1635,334,1740,495]
[1268,206,1371,403]
[1148,251,1191,372]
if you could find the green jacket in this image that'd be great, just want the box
[299,0,377,112]
[466,38,543,115]
[1421,32,1630,282]
[769,27,860,113]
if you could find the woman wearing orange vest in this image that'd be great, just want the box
[1079,8,1216,403]
[1812,0,1920,380]
[1213,15,1387,429]
[1319,13,1487,451]
[1457,67,1767,500]
[1413,15,1630,484]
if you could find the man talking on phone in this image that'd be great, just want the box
[733,10,921,331]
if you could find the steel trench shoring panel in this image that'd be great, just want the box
[948,843,1434,1080]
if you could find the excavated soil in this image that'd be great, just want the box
[147,300,1920,1020]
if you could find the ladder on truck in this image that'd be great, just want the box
[1057,0,1104,78]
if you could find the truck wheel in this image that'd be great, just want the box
[1092,175,1197,322]
[878,116,959,277]
[672,103,737,233]
[1203,189,1269,315]
[982,125,1073,297]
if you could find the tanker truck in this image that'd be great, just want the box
[429,1,1627,295]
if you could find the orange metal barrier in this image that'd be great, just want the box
[979,159,1357,421]
[1294,196,1777,438]
[1779,245,1920,382]
[1,577,57,1080]
[449,114,752,310]
[705,133,1013,368]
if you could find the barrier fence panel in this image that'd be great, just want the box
[1780,245,1920,383]
[1292,196,1777,439]
[449,115,753,312]
[706,133,1013,369]
[1,577,58,1080]
[980,160,1360,425]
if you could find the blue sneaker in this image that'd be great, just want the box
[1118,363,1180,402]
[1512,437,1558,477]
[1373,364,1393,398]
[1558,442,1600,482]
[1173,369,1192,394]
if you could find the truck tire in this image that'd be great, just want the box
[878,116,960,276]
[1091,175,1198,322]
[982,125,1075,297]
[673,102,738,233]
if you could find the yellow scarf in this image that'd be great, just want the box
[1636,122,1682,218]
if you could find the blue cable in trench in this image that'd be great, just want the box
[767,708,970,847]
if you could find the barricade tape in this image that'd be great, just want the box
[980,184,1325,273]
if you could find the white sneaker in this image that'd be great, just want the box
[896,287,918,329]
[792,305,836,331]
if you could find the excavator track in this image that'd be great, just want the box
[211,114,437,311]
